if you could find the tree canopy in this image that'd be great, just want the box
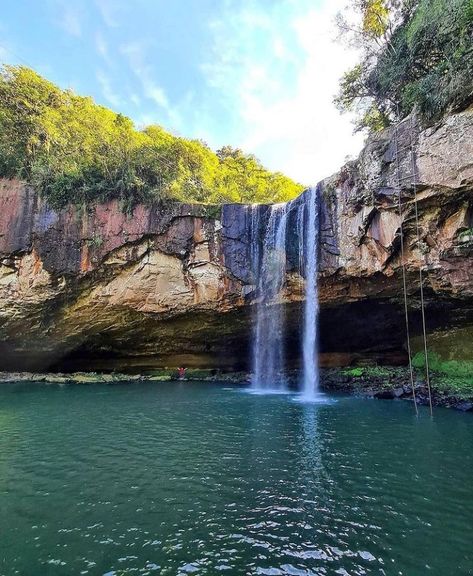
[0,65,303,208]
[335,0,473,132]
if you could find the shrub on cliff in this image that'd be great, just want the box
[335,0,473,132]
[0,65,303,208]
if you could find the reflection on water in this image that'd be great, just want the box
[0,381,472,576]
[293,392,335,405]
[300,403,323,478]
[245,388,294,396]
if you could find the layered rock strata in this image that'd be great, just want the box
[0,108,472,371]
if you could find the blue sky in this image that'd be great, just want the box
[0,0,364,184]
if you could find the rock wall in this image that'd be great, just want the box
[0,107,472,371]
[0,180,250,370]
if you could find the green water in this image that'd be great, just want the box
[0,382,472,576]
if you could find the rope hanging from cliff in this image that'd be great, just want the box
[394,110,433,417]
[408,115,433,417]
[394,116,418,416]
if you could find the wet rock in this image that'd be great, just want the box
[374,389,396,400]
[454,401,473,412]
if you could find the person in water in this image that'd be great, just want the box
[177,367,186,380]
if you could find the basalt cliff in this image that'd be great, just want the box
[1,109,472,372]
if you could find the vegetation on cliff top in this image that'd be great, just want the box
[335,0,473,132]
[0,65,303,208]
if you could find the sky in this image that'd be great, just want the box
[0,0,365,185]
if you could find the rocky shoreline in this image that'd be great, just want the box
[321,367,473,412]
[1,367,471,412]
[0,369,249,385]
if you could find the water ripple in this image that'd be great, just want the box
[0,381,472,575]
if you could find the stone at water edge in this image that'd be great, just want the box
[453,401,473,412]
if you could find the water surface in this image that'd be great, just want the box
[0,381,472,575]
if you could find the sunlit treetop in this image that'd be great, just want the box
[0,65,304,208]
[334,0,473,132]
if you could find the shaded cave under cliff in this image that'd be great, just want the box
[45,295,473,374]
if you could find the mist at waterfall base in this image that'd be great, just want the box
[250,187,323,400]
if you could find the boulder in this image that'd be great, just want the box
[454,401,473,412]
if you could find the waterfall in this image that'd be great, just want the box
[248,186,320,396]
[300,187,320,399]
[251,203,289,391]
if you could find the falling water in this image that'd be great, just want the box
[300,186,320,399]
[249,187,320,395]
[251,203,289,391]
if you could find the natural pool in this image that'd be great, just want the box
[0,381,472,576]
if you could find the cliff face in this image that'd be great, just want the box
[0,108,472,372]
[0,182,248,370]
[321,109,473,303]
[317,109,473,365]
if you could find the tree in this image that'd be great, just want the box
[0,65,304,207]
[335,0,473,132]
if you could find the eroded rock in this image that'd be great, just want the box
[0,108,472,371]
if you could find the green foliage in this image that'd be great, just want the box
[341,365,404,379]
[86,234,104,248]
[433,377,473,398]
[0,65,303,208]
[335,0,473,131]
[201,205,223,220]
[412,351,473,379]
[342,367,364,377]
[458,227,473,241]
[362,0,391,38]
[338,361,473,398]
[413,351,473,397]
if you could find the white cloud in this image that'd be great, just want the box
[120,41,183,128]
[146,83,168,108]
[96,69,122,108]
[202,0,364,184]
[55,2,83,37]
[95,31,112,65]
[0,34,16,63]
[135,113,156,128]
[95,0,120,28]
[130,93,141,106]
[120,42,167,106]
